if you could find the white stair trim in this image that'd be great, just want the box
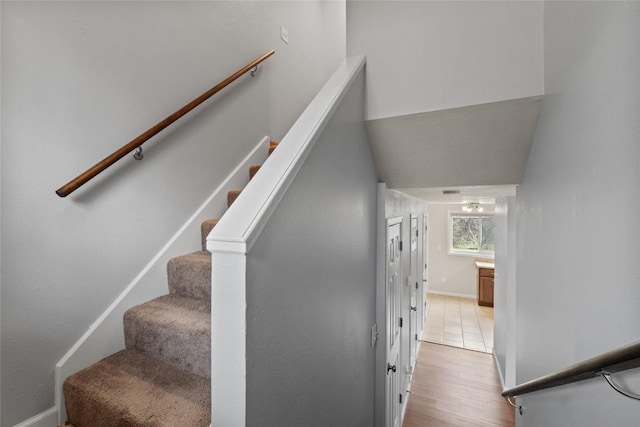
[12,407,57,427]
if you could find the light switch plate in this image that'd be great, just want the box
[280,25,289,44]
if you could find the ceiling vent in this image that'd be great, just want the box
[442,190,460,195]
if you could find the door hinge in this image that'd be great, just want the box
[415,333,418,341]
[399,393,403,404]
[399,317,403,328]
[415,281,419,289]
[416,229,419,237]
[399,241,403,251]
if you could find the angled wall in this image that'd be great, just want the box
[365,97,542,189]
[347,1,543,190]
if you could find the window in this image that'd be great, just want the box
[449,214,495,256]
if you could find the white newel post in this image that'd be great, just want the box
[209,241,247,426]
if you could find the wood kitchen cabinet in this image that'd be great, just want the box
[478,267,494,307]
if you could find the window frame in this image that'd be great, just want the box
[447,212,495,258]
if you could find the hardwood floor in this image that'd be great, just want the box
[402,342,515,427]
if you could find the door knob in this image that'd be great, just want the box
[410,306,417,311]
[387,363,397,374]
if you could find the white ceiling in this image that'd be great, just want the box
[365,96,542,189]
[397,185,517,205]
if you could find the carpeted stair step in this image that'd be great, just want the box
[167,251,211,300]
[227,189,241,207]
[269,139,278,155]
[124,294,210,379]
[61,139,286,424]
[201,218,219,251]
[63,349,210,427]
[249,164,261,180]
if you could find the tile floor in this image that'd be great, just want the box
[421,293,494,354]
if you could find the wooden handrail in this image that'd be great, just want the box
[56,50,275,197]
[502,340,640,398]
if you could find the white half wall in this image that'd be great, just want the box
[514,2,640,426]
[245,69,377,425]
[0,2,346,424]
[208,56,368,426]
[347,1,543,120]
[427,203,495,299]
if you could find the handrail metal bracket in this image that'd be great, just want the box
[133,146,143,160]
[501,340,640,399]
[506,396,523,415]
[599,370,640,401]
[250,65,258,77]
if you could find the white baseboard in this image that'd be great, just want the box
[13,407,57,427]
[427,290,477,300]
[54,136,270,425]
[493,350,506,389]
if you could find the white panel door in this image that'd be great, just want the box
[386,218,402,427]
[421,217,428,329]
[409,215,419,368]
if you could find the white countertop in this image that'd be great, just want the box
[475,261,495,269]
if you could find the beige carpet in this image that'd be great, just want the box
[64,350,210,426]
[62,145,277,425]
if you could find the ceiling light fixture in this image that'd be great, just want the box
[462,202,484,213]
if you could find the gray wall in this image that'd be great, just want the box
[493,196,516,388]
[0,2,345,424]
[245,72,377,426]
[515,2,640,425]
[346,1,543,120]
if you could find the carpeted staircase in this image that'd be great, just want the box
[62,141,278,426]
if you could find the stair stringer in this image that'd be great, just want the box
[207,55,366,426]
[53,136,271,425]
